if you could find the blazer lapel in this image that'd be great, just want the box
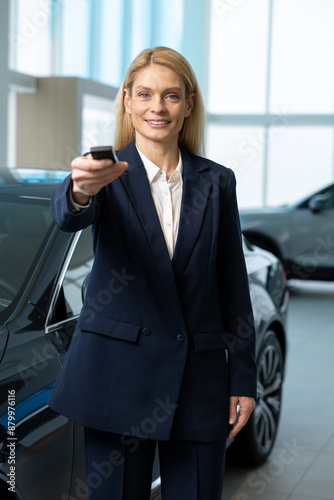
[172,148,211,279]
[118,142,184,315]
[118,142,212,311]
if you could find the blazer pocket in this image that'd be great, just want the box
[192,332,226,352]
[78,314,141,343]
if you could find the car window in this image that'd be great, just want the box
[0,198,54,315]
[298,185,334,209]
[62,228,94,318]
[49,228,94,324]
[321,187,334,209]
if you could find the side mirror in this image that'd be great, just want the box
[308,195,325,213]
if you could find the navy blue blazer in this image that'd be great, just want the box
[48,140,256,442]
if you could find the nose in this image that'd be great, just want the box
[151,95,166,114]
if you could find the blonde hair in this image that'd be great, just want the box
[114,46,205,156]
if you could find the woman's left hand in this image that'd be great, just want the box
[228,396,256,439]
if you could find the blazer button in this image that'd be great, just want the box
[177,333,185,343]
[142,327,151,336]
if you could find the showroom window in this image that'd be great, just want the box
[4,0,334,201]
[206,0,334,208]
[267,126,334,205]
[58,0,91,78]
[270,0,334,114]
[81,94,117,154]
[208,0,269,115]
[9,0,53,75]
[98,0,123,86]
[9,0,185,85]
[206,124,265,207]
[5,0,187,167]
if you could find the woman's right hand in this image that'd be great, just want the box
[70,154,129,205]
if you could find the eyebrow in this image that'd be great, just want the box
[134,85,183,93]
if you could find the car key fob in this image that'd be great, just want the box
[90,145,119,163]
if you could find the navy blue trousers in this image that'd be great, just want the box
[84,428,226,500]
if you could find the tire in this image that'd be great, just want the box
[228,330,284,465]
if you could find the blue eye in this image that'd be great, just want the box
[166,94,178,100]
[139,92,150,98]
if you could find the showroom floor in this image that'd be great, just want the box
[222,280,334,500]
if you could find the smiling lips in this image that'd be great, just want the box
[146,120,170,127]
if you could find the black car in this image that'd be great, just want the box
[0,168,288,499]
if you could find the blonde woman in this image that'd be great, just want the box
[50,46,256,500]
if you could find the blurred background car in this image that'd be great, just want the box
[0,168,288,499]
[240,183,334,281]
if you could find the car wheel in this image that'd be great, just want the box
[228,329,284,465]
[244,234,282,261]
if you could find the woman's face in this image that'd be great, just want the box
[124,64,194,151]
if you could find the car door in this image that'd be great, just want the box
[0,209,78,500]
[1,317,75,500]
[45,227,95,497]
[288,185,334,277]
[45,228,94,363]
